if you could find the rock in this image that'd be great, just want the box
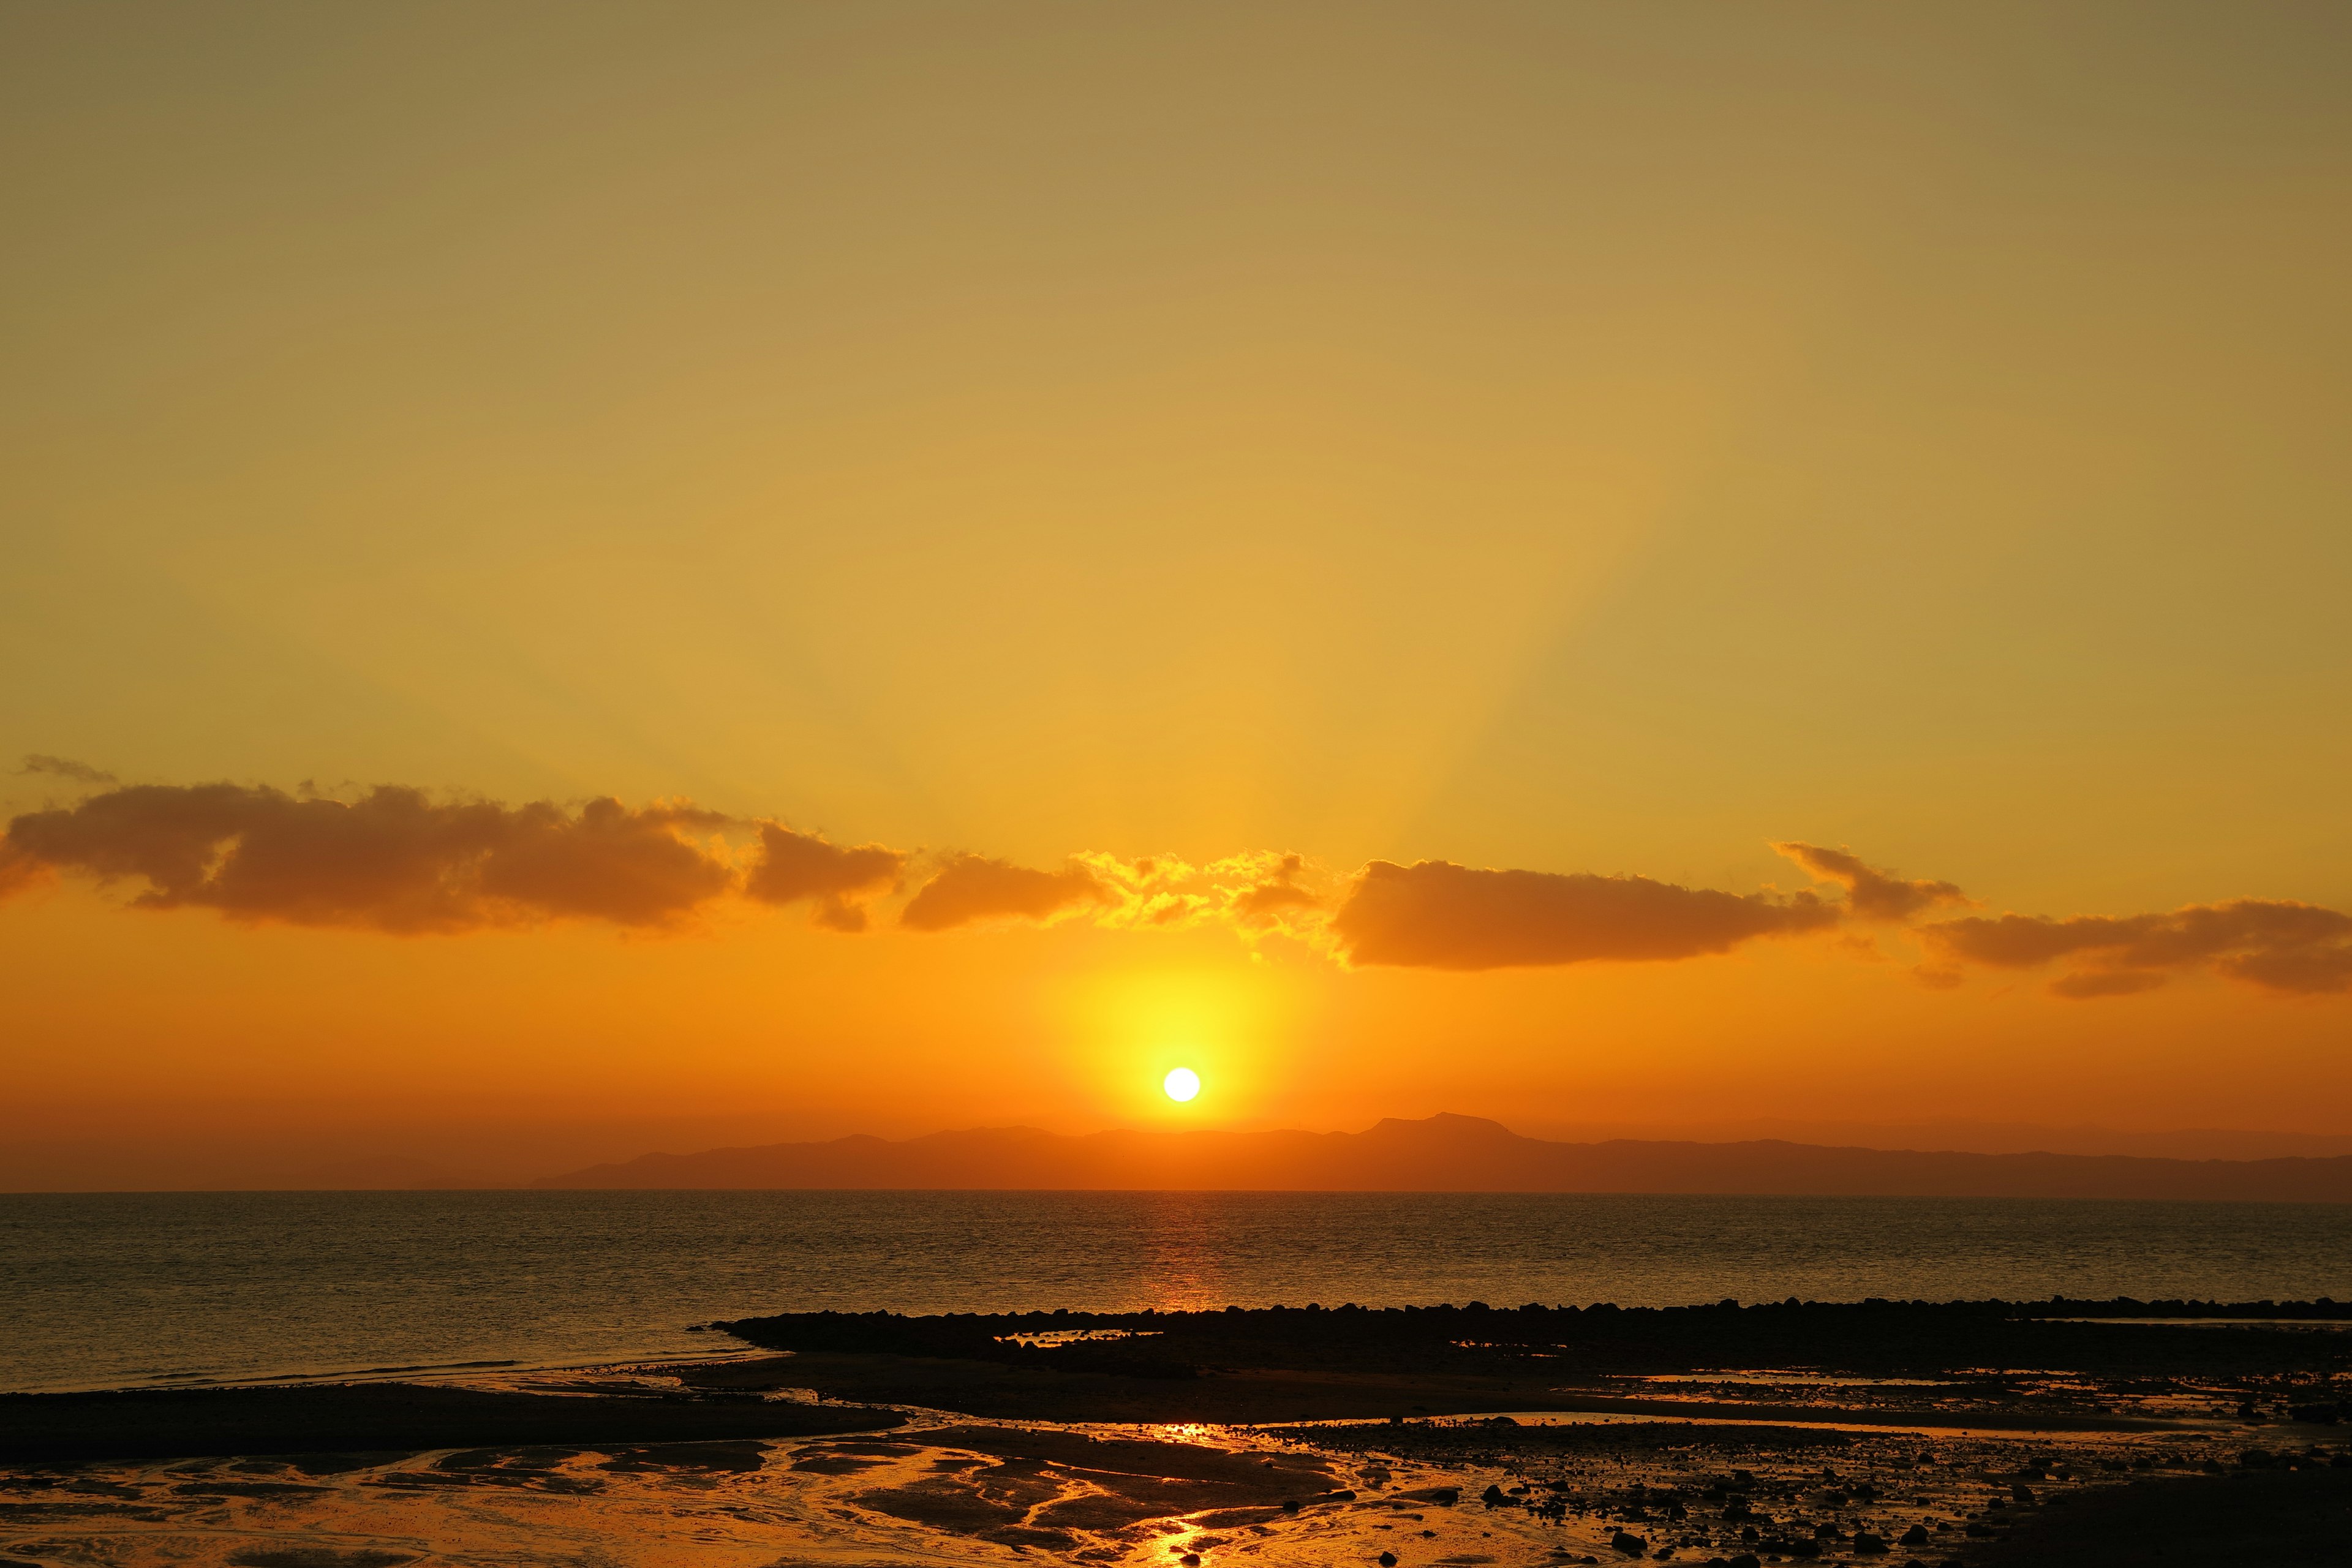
[1727,1558,1760,1568]
[1851,1532,1888,1555]
[1378,1555,1397,1567]
[2010,1483,2035,1504]
[1481,1484,1509,1507]
[1898,1524,1929,1546]
[1611,1531,1648,1556]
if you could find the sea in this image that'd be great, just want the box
[6,1189,2350,1395]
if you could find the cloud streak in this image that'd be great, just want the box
[18,755,118,786]
[1328,859,1836,971]
[1921,901,2352,998]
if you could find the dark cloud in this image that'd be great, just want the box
[1232,854,1319,920]
[742,824,904,933]
[1329,859,1836,971]
[18,755,117,786]
[1774,841,1967,921]
[1,783,735,933]
[1922,900,2352,997]
[900,854,1109,932]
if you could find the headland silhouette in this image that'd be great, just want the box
[533,1112,2352,1201]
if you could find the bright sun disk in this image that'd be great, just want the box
[1163,1067,1201,1102]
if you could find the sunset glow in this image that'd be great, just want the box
[0,3,2346,1193]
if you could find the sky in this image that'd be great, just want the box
[4,3,2350,1188]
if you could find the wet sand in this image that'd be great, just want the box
[4,1300,2347,1566]
[5,1402,2345,1568]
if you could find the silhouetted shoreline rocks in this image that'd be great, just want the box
[0,1383,900,1463]
[715,1295,2352,1390]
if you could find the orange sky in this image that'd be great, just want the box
[3,4,2348,1186]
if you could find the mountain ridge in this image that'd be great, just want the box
[530,1112,2352,1201]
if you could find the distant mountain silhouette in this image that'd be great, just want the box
[531,1112,2352,1201]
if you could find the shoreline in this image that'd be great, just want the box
[6,1300,2348,1566]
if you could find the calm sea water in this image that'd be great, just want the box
[6,1190,2350,1395]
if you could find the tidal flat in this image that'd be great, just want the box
[4,1300,2348,1567]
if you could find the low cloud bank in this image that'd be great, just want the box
[6,767,2345,998]
[1923,902,2352,997]
[1,783,734,932]
[1329,859,1835,971]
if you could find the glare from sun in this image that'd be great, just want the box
[1163,1067,1201,1102]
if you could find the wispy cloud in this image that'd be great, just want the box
[1773,841,1969,920]
[18,755,117,786]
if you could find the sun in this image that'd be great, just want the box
[1162,1067,1201,1102]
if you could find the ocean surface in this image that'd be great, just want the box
[7,1189,2350,1395]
